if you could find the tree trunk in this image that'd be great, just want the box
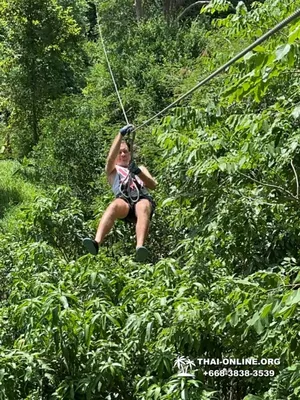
[164,0,172,18]
[164,0,197,20]
[31,82,38,146]
[135,0,144,20]
[28,2,39,146]
[175,0,188,8]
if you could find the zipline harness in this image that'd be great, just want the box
[118,167,142,204]
[95,6,300,200]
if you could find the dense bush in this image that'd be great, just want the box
[31,97,107,201]
[0,0,300,399]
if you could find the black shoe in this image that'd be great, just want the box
[83,238,99,255]
[136,246,150,262]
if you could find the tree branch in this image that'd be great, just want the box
[238,171,298,201]
[134,0,144,20]
[291,160,299,199]
[176,1,210,21]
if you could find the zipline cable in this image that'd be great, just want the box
[132,8,300,135]
[95,6,129,125]
[95,5,299,193]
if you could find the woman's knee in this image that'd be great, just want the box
[135,199,151,217]
[108,199,129,218]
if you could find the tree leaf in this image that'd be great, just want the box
[60,295,69,309]
[289,22,300,44]
[260,303,272,319]
[286,289,300,306]
[291,106,300,120]
[275,44,291,61]
[293,272,300,284]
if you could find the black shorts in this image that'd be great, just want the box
[116,193,156,223]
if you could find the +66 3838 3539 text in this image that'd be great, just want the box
[203,369,276,377]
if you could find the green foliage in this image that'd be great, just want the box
[85,14,208,125]
[1,0,300,399]
[31,96,107,201]
[18,186,87,260]
[0,0,88,156]
[0,160,39,220]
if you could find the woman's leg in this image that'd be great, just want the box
[95,198,130,244]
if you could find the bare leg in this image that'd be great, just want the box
[95,198,130,244]
[135,199,152,247]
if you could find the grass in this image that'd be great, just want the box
[0,160,43,232]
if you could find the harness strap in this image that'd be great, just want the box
[118,173,142,204]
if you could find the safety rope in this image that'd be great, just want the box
[95,5,140,201]
[132,8,300,134]
[95,6,130,126]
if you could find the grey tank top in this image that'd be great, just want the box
[111,165,148,196]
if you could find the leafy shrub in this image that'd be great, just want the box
[0,160,39,220]
[32,97,107,201]
[19,186,87,260]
